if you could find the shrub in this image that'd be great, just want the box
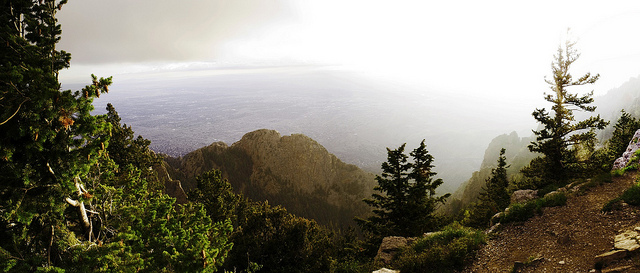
[603,181,640,212]
[392,223,485,273]
[542,192,568,207]
[500,192,567,224]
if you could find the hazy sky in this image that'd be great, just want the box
[58,1,640,96]
[54,1,640,186]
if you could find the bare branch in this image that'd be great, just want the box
[0,98,28,126]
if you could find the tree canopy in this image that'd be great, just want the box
[524,40,608,187]
[358,140,450,238]
[0,1,232,271]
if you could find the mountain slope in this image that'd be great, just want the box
[447,132,536,213]
[165,129,376,228]
[463,171,640,272]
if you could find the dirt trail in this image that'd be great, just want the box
[463,171,640,273]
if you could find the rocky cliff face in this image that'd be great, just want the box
[613,129,640,170]
[165,129,376,228]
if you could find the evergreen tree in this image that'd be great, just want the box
[485,148,510,210]
[190,170,336,273]
[105,103,163,190]
[525,40,608,187]
[1,1,112,269]
[0,2,233,271]
[358,140,450,237]
[464,148,510,228]
[608,110,640,159]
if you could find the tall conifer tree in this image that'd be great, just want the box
[525,40,608,186]
[1,2,233,271]
[358,140,449,237]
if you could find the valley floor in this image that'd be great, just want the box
[463,171,640,273]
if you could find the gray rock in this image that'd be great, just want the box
[375,236,416,264]
[544,191,560,199]
[490,212,503,226]
[602,265,634,273]
[594,249,628,266]
[424,231,442,237]
[614,230,640,252]
[372,268,399,273]
[612,129,640,170]
[486,223,501,234]
[511,189,538,204]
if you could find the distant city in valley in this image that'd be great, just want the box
[70,65,531,193]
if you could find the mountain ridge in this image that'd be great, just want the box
[164,129,376,228]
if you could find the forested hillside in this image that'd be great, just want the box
[5,1,640,272]
[164,129,376,228]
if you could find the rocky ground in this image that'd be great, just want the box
[462,171,640,273]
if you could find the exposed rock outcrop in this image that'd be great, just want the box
[612,129,640,170]
[156,162,188,204]
[375,236,417,265]
[594,227,640,269]
[510,189,538,205]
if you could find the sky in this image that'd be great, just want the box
[58,1,640,91]
[56,0,640,138]
[53,1,640,189]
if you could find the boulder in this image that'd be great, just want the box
[614,229,640,252]
[490,212,503,226]
[511,189,538,205]
[612,129,640,170]
[375,236,416,264]
[594,250,627,266]
[602,265,634,273]
[486,223,501,234]
[372,268,399,273]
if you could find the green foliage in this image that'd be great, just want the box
[63,196,233,272]
[603,180,640,212]
[500,192,567,224]
[608,110,640,159]
[0,2,234,271]
[358,140,450,238]
[105,103,163,191]
[189,170,338,273]
[392,223,485,273]
[189,170,240,223]
[226,201,335,273]
[526,40,608,188]
[0,1,113,269]
[463,149,511,228]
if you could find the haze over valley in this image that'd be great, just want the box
[57,1,640,194]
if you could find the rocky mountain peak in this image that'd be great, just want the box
[164,129,375,228]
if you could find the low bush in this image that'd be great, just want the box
[500,192,567,224]
[603,181,640,212]
[543,191,568,207]
[392,223,485,273]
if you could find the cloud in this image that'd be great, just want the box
[57,0,297,64]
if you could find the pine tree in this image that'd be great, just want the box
[358,140,450,237]
[1,1,112,269]
[485,148,510,210]
[609,110,640,159]
[464,148,510,228]
[525,40,608,187]
[1,2,233,271]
